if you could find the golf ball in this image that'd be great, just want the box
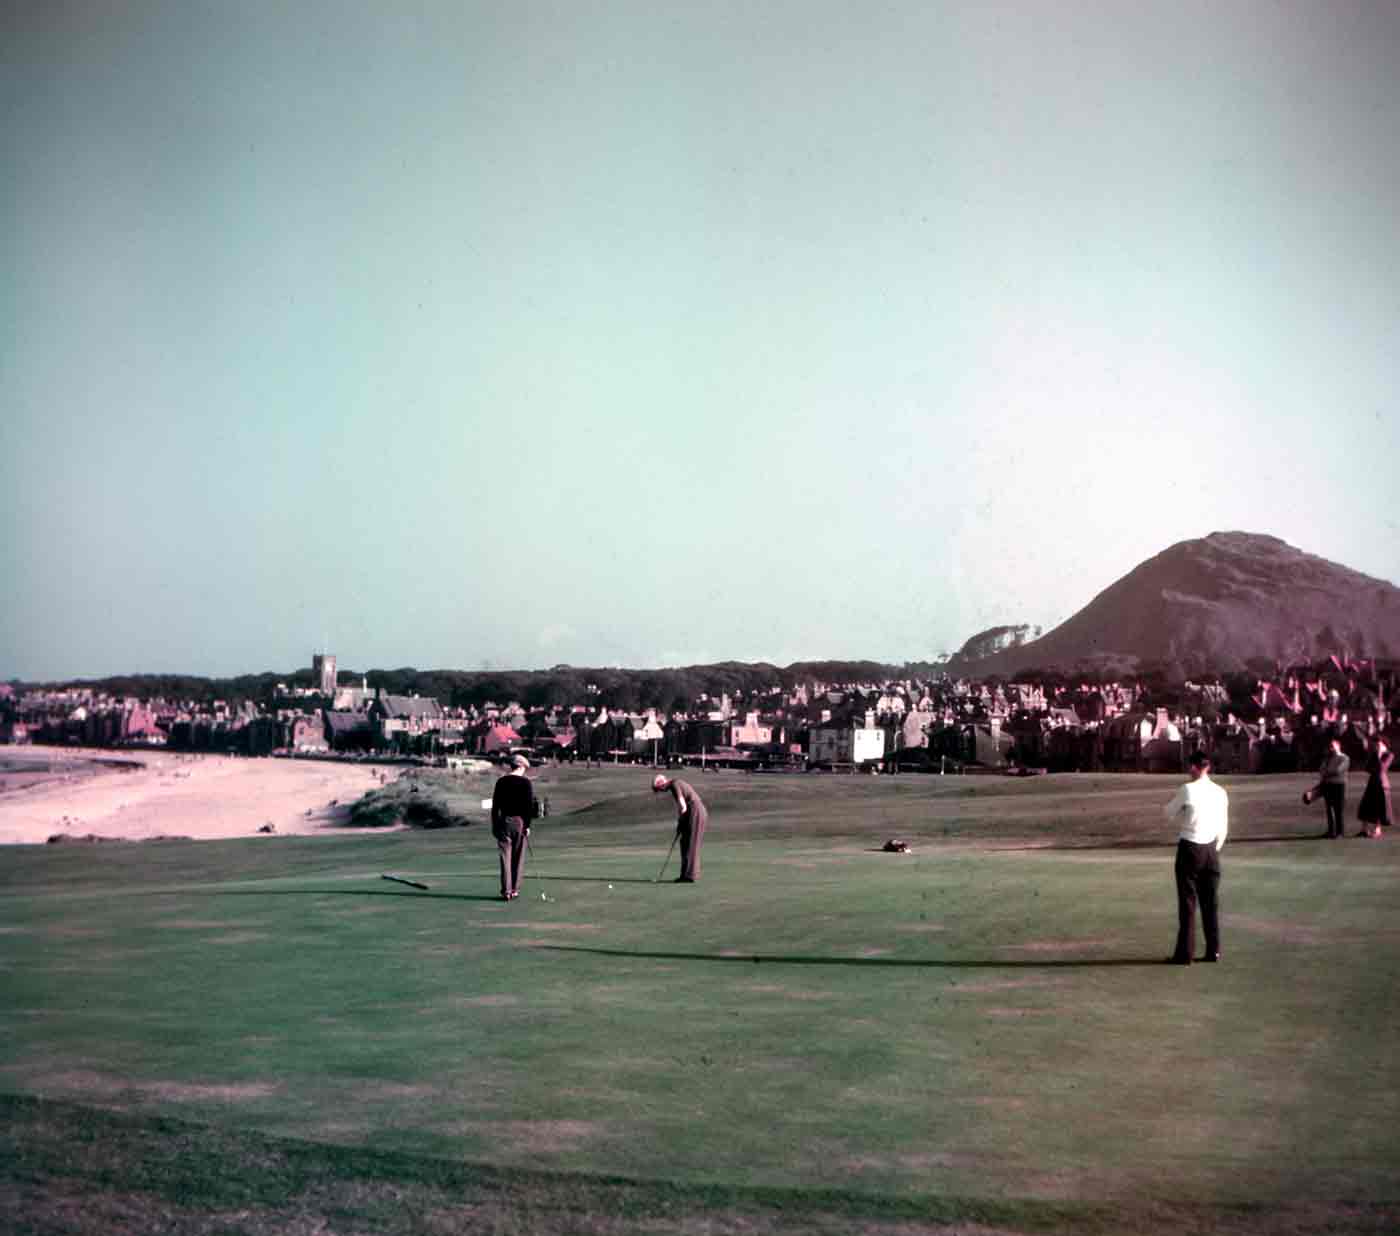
[608,884,613,889]
[541,893,547,900]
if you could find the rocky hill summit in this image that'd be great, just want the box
[952,624,1043,664]
[948,532,1400,677]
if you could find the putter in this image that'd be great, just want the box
[381,874,429,891]
[654,831,680,882]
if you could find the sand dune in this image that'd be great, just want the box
[0,749,395,845]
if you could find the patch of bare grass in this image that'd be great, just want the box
[1230,915,1328,946]
[840,1150,992,1174]
[20,1069,132,1101]
[995,938,1119,954]
[144,1081,280,1103]
[207,931,270,946]
[962,1096,1029,1112]
[158,918,239,930]
[431,1118,613,1157]
[729,983,835,1001]
[478,921,602,931]
[946,978,1050,993]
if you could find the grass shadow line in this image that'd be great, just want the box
[208,889,500,902]
[536,944,1162,969]
[385,871,661,885]
[1005,832,1326,854]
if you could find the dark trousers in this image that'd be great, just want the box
[678,806,707,881]
[493,816,527,896]
[1173,839,1221,962]
[1321,783,1346,837]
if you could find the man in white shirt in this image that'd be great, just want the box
[1163,749,1228,964]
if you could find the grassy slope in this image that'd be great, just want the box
[2,766,1399,1233]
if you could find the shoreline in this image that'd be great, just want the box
[0,747,395,846]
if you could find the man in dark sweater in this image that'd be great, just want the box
[491,754,536,900]
[653,774,707,882]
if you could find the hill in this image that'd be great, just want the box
[947,531,1400,678]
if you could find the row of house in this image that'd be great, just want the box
[7,654,1399,775]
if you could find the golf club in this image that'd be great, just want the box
[381,873,429,890]
[654,830,679,882]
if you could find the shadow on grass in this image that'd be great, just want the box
[208,889,502,902]
[537,944,1163,968]
[355,871,665,886]
[1007,832,1326,853]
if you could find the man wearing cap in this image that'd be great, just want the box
[653,774,707,882]
[491,754,536,901]
[1163,749,1228,964]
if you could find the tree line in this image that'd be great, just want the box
[17,660,949,713]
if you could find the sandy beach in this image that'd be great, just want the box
[0,749,394,846]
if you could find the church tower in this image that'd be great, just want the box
[312,653,337,696]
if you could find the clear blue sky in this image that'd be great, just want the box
[5,1,1399,680]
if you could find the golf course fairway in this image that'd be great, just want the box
[3,765,1398,1234]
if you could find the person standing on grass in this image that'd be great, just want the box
[491,754,536,901]
[1317,734,1351,839]
[1164,749,1228,965]
[1356,734,1392,839]
[652,773,707,882]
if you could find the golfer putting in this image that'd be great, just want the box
[652,773,707,882]
[491,754,537,901]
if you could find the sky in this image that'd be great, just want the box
[4,1,1399,681]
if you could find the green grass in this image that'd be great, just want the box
[3,766,1399,1233]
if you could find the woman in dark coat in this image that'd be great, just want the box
[1357,735,1393,839]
